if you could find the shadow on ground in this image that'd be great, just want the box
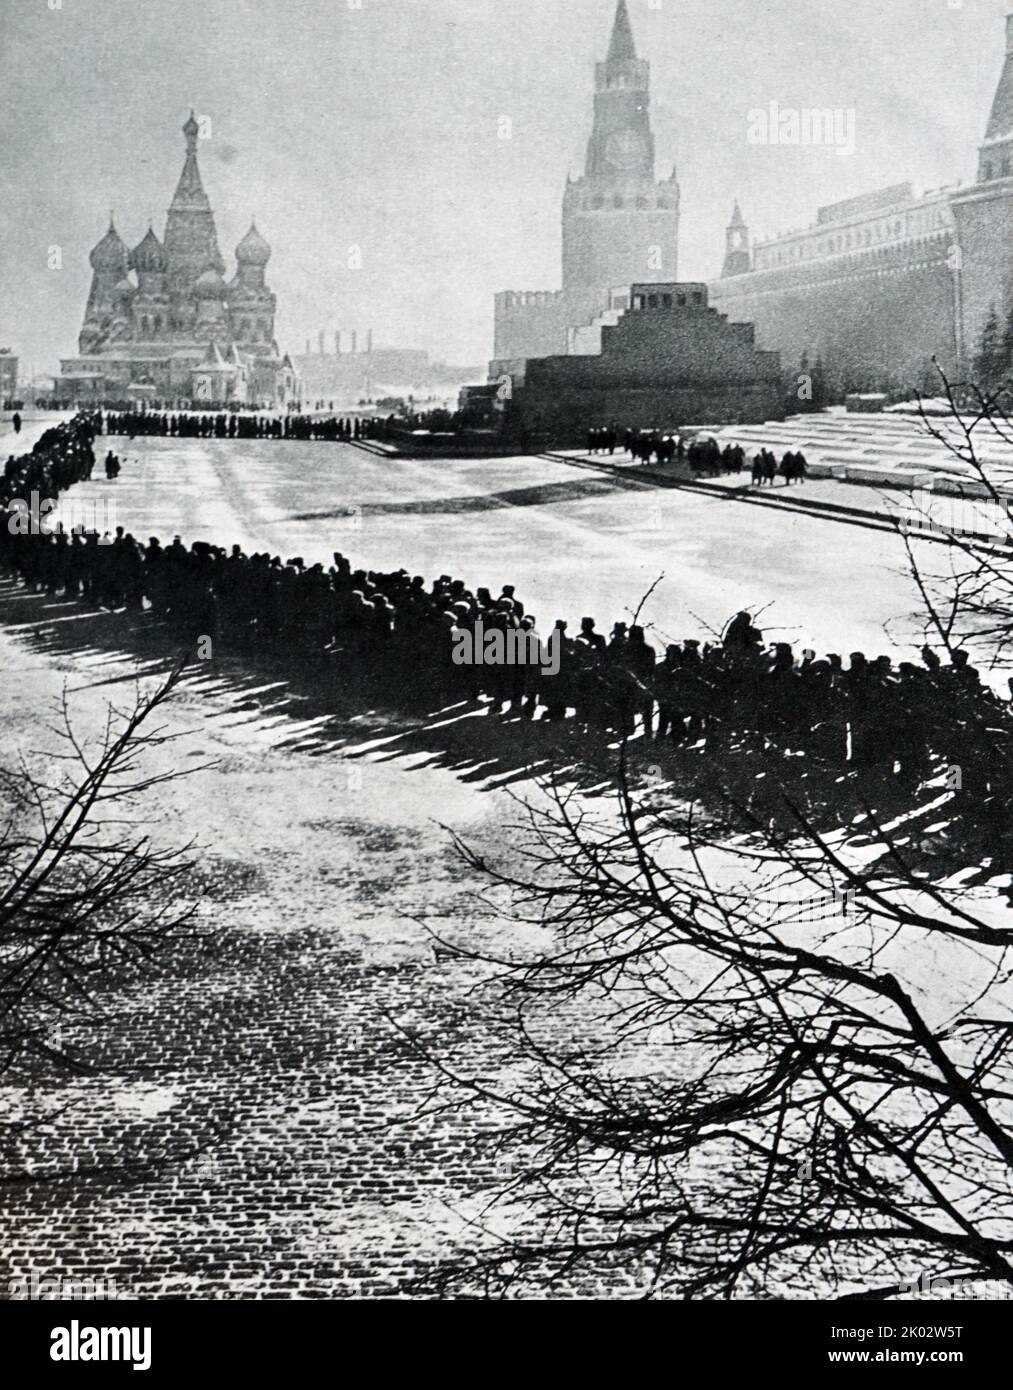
[3,575,992,884]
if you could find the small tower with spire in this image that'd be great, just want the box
[978,13,1013,181]
[722,202,751,278]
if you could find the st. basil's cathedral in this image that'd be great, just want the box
[56,113,299,407]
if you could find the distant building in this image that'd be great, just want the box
[294,342,484,405]
[710,14,1013,390]
[55,114,299,407]
[494,0,680,362]
[493,284,783,441]
[0,349,18,402]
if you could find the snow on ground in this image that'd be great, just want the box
[0,410,72,457]
[2,426,1010,1297]
[0,612,528,1297]
[53,434,950,661]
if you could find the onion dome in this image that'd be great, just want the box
[129,225,168,274]
[90,219,129,273]
[236,221,271,267]
[195,267,227,300]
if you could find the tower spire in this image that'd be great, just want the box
[986,15,1013,139]
[722,202,750,278]
[977,14,1013,181]
[561,0,679,292]
[585,0,655,183]
[608,0,637,63]
[164,110,225,293]
[172,112,211,211]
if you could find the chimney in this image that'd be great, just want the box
[367,328,373,354]
[305,338,311,355]
[318,331,325,356]
[334,331,341,355]
[351,330,358,354]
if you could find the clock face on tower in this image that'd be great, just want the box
[605,128,643,171]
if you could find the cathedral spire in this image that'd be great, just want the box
[608,0,637,63]
[164,110,225,293]
[171,111,211,212]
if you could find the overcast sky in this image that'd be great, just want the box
[0,0,1007,376]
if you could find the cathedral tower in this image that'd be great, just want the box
[561,0,680,292]
[229,222,278,351]
[163,112,226,331]
[80,219,128,352]
[129,225,169,342]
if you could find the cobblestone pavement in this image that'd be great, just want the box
[0,613,550,1300]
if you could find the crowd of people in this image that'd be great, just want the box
[587,425,755,478]
[751,449,809,486]
[0,414,1006,789]
[100,407,477,445]
[2,413,99,502]
[686,439,747,477]
[101,410,394,444]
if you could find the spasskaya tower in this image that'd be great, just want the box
[561,0,680,291]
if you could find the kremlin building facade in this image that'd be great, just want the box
[711,13,1013,393]
[56,114,299,408]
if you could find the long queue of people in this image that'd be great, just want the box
[588,425,749,478]
[102,409,394,444]
[2,413,99,501]
[1,415,1007,789]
